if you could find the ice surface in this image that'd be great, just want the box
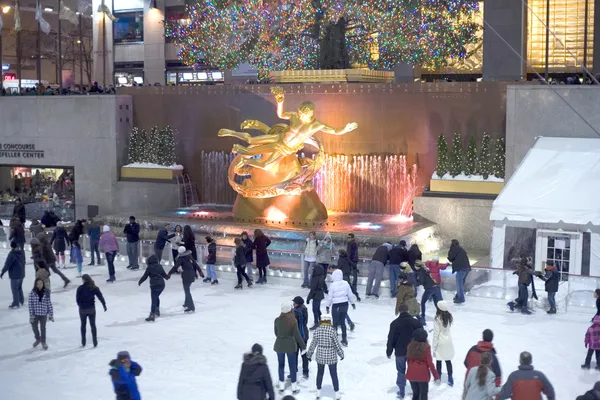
[0,248,592,400]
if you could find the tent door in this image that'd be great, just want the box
[536,231,581,280]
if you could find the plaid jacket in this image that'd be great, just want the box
[28,289,53,318]
[307,325,344,365]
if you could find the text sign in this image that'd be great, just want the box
[0,144,44,159]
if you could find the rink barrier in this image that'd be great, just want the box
[4,229,597,314]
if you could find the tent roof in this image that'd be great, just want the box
[490,137,600,225]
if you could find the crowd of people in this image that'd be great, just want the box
[1,210,598,400]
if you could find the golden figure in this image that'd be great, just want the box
[218,86,358,221]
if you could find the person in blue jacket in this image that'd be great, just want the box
[87,218,102,266]
[154,223,175,261]
[109,351,142,400]
[1,241,26,308]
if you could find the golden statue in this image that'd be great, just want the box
[218,86,358,221]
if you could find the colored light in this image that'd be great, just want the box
[176,210,188,215]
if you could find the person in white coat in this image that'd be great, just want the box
[463,351,502,400]
[302,231,318,288]
[326,269,356,347]
[433,300,455,386]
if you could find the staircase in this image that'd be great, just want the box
[176,174,199,208]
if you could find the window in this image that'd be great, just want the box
[114,11,144,43]
[165,6,190,43]
[546,235,571,281]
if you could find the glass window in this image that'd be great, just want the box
[546,235,571,281]
[114,12,144,43]
[114,0,144,12]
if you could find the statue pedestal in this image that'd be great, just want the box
[233,190,328,222]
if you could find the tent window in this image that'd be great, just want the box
[582,232,591,276]
[504,227,537,268]
[546,235,571,281]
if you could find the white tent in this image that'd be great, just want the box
[490,137,600,277]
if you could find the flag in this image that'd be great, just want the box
[14,1,21,32]
[97,0,118,22]
[77,0,91,15]
[0,13,3,35]
[59,0,79,24]
[35,1,51,34]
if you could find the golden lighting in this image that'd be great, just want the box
[370,32,380,62]
[527,0,594,72]
[2,5,10,13]
[265,207,288,222]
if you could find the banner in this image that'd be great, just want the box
[35,1,51,34]
[14,1,21,32]
[59,0,79,24]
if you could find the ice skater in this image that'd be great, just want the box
[138,255,169,322]
[302,231,318,288]
[307,314,344,400]
[416,260,443,324]
[507,256,535,314]
[70,240,83,277]
[29,278,54,350]
[99,225,119,283]
[237,344,275,400]
[307,263,328,330]
[535,261,560,314]
[274,302,306,394]
[168,246,204,313]
[51,221,68,268]
[448,239,471,304]
[335,249,357,331]
[366,243,390,299]
[109,351,142,400]
[432,301,455,386]
[76,274,107,347]
[292,296,310,379]
[203,236,218,284]
[583,316,600,370]
[1,241,25,308]
[234,238,252,289]
[241,231,254,281]
[253,229,271,284]
[405,329,439,399]
[326,269,356,347]
[37,232,70,288]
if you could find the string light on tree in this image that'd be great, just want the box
[464,135,478,176]
[449,132,464,178]
[435,133,449,177]
[478,132,492,179]
[492,136,506,179]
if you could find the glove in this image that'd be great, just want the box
[49,315,54,322]
[103,305,107,312]
[301,349,307,356]
[352,303,356,310]
[326,307,330,314]
[30,316,35,323]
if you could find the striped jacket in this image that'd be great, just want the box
[307,325,344,365]
[28,289,54,318]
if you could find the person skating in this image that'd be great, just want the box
[345,233,358,266]
[302,231,318,288]
[182,225,197,260]
[71,240,84,277]
[168,246,204,312]
[388,240,409,298]
[203,235,218,284]
[407,244,422,271]
[170,224,183,262]
[416,260,443,324]
[87,218,102,266]
[1,241,26,308]
[109,351,142,400]
[335,249,358,330]
[405,328,440,399]
[34,258,52,297]
[76,274,107,347]
[395,265,420,318]
[307,263,328,330]
[507,256,535,314]
[234,238,252,289]
[496,351,555,400]
[154,222,175,261]
[326,269,356,347]
[37,232,70,288]
[237,343,275,400]
[12,196,26,224]
[253,229,271,284]
[9,218,26,250]
[316,233,335,271]
[138,255,169,322]
[366,243,390,298]
[463,352,502,400]
[583,316,600,370]
[292,296,310,379]
[386,304,423,399]
[432,301,455,386]
[464,329,502,387]
[29,219,44,236]
[241,231,254,281]
[99,225,119,283]
[535,261,560,314]
[29,278,54,350]
[123,216,140,270]
[447,239,471,304]
[577,382,600,400]
[69,219,85,244]
[307,314,344,400]
[51,221,68,268]
[274,302,306,394]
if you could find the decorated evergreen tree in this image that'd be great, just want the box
[128,127,144,164]
[146,126,161,165]
[464,135,478,176]
[156,126,177,166]
[448,132,464,177]
[492,136,506,179]
[435,134,449,178]
[478,132,492,179]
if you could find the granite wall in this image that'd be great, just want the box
[413,196,494,252]
[505,85,600,178]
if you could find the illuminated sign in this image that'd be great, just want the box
[1,64,9,71]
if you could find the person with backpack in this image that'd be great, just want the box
[138,255,169,322]
[307,314,344,400]
[463,352,502,400]
[76,274,107,347]
[307,263,328,330]
[1,241,26,308]
[292,296,310,379]
[237,343,275,400]
[535,261,560,314]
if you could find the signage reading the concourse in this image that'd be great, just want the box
[0,144,44,159]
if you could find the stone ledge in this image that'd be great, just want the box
[270,69,395,83]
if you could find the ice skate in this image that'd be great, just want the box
[63,279,70,288]
[582,363,591,369]
[41,343,48,350]
[184,308,195,313]
[211,280,219,285]
[349,321,355,331]
[8,304,19,309]
[316,389,321,399]
[145,313,155,322]
[277,381,285,392]
[521,308,532,315]
[32,340,40,348]
[547,308,556,314]
[126,265,132,269]
[448,374,454,387]
[93,337,98,348]
[309,324,319,331]
[335,391,341,399]
[507,301,515,311]
[155,308,160,317]
[246,280,253,287]
[234,283,243,289]
[130,266,139,271]
[341,339,348,347]
[203,277,211,283]
[291,382,299,394]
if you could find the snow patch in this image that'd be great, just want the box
[432,172,504,182]
[123,163,184,170]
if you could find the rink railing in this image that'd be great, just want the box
[5,231,597,315]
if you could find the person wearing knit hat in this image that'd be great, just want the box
[109,351,142,400]
[406,328,439,399]
[238,343,275,400]
[292,296,310,379]
[168,245,204,313]
[99,223,119,282]
[274,302,306,394]
[464,329,502,387]
[433,301,455,386]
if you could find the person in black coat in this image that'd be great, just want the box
[138,255,169,322]
[237,343,275,400]
[182,225,197,260]
[367,243,390,298]
[203,236,218,284]
[1,241,26,308]
[76,274,107,347]
[234,238,252,289]
[252,229,271,284]
[155,223,175,261]
[389,240,409,298]
[242,231,254,280]
[12,197,26,224]
[386,304,423,399]
[292,296,310,379]
[38,232,70,288]
[346,233,358,264]
[577,381,600,400]
[168,247,204,313]
[535,261,560,314]
[123,216,141,270]
[407,244,422,270]
[69,220,84,244]
[51,222,68,268]
[447,239,471,304]
[307,263,328,329]
[9,218,26,250]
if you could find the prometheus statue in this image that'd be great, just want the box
[218,86,358,221]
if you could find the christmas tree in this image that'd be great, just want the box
[449,132,464,178]
[435,134,449,178]
[128,127,144,164]
[157,126,177,166]
[492,136,506,179]
[128,126,178,166]
[165,0,481,78]
[147,126,161,165]
[478,132,492,179]
[464,135,478,176]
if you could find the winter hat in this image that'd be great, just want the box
[399,240,407,247]
[482,329,494,342]
[178,246,187,254]
[117,351,130,360]
[251,343,263,355]
[292,296,304,306]
[320,313,332,322]
[400,262,409,269]
[129,216,136,221]
[281,302,292,314]
[10,241,17,249]
[436,301,449,312]
[103,225,110,233]
[413,328,428,343]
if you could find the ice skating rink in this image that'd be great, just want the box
[0,250,593,400]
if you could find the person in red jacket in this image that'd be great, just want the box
[497,351,555,400]
[405,328,439,399]
[464,329,502,387]
[424,256,448,284]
